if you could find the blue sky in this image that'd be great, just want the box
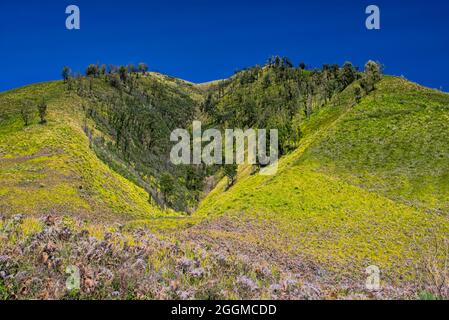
[0,0,448,92]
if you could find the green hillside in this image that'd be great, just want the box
[0,80,167,221]
[0,62,448,299]
[300,77,449,213]
[196,76,449,294]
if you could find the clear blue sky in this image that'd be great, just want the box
[1,0,448,92]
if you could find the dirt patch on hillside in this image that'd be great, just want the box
[0,148,59,166]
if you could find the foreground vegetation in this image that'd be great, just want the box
[1,214,446,299]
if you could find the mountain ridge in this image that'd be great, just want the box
[1,64,448,299]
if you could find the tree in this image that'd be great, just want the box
[299,62,306,70]
[138,63,148,74]
[38,99,48,124]
[360,60,382,94]
[365,60,382,82]
[100,64,107,76]
[301,80,314,119]
[185,165,204,192]
[281,57,293,69]
[202,93,214,113]
[274,56,281,68]
[86,64,100,77]
[223,164,238,188]
[62,66,71,82]
[128,64,137,74]
[267,55,285,68]
[20,100,33,126]
[340,62,358,88]
[321,64,339,102]
[119,66,128,81]
[354,87,362,104]
[305,93,313,118]
[160,173,175,205]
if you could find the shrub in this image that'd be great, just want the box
[38,99,48,124]
[62,66,71,82]
[20,100,34,126]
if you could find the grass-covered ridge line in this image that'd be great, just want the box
[196,76,449,293]
[300,77,449,214]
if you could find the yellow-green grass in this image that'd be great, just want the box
[0,81,164,221]
[1,75,448,285]
[197,77,449,282]
[300,77,449,214]
[140,72,206,104]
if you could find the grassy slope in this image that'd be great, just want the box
[1,75,448,295]
[300,77,449,214]
[196,77,449,283]
[0,81,164,221]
